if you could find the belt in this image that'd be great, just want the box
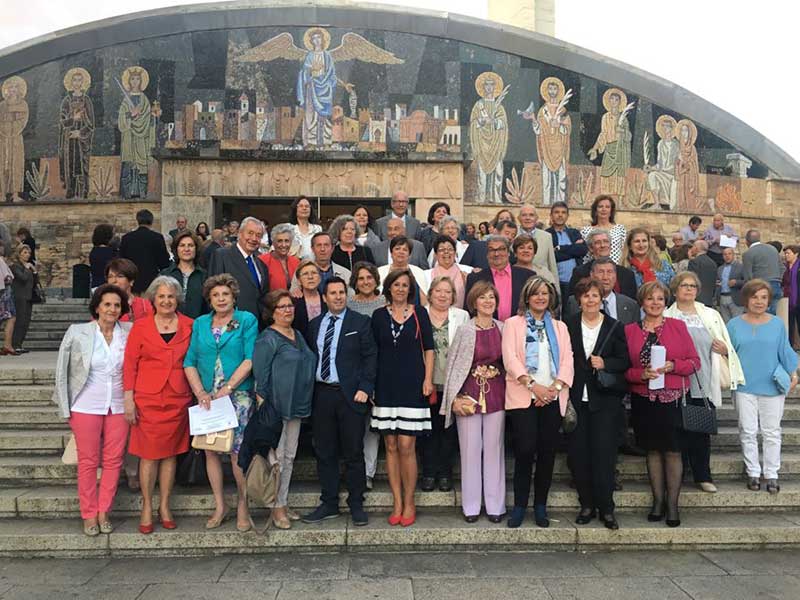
[316,381,341,389]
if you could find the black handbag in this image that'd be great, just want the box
[679,372,718,435]
[30,273,45,304]
[593,319,628,393]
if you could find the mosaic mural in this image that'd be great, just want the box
[0,26,768,214]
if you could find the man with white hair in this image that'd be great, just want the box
[703,213,736,267]
[568,229,637,299]
[209,216,270,328]
[374,191,422,241]
[687,240,718,307]
[517,204,558,277]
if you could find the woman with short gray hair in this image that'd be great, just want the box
[329,214,374,271]
[259,223,299,291]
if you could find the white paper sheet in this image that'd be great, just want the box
[649,345,666,390]
[189,395,239,436]
[720,234,738,249]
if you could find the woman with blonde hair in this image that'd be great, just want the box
[622,227,675,288]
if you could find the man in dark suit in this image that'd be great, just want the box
[302,277,378,526]
[687,240,718,307]
[208,216,269,328]
[373,190,422,241]
[568,229,637,299]
[546,201,589,300]
[119,209,170,294]
[460,238,489,270]
[564,258,640,324]
[167,215,188,239]
[464,235,537,320]
[372,218,429,269]
[715,247,745,322]
[200,228,226,269]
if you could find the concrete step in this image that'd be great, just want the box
[0,406,66,429]
[16,341,61,351]
[6,480,800,521]
[2,511,800,557]
[4,452,800,487]
[710,427,800,448]
[24,331,70,342]
[0,366,55,386]
[0,431,67,455]
[0,385,54,404]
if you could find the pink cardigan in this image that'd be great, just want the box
[502,315,574,415]
[624,318,701,396]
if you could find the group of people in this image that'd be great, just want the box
[49,191,799,538]
[0,225,38,355]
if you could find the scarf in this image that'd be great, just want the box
[525,310,559,376]
[433,262,465,308]
[629,256,656,283]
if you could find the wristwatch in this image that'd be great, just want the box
[554,382,563,392]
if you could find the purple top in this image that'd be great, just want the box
[460,327,506,414]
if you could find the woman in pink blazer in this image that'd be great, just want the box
[502,276,574,528]
[624,280,700,528]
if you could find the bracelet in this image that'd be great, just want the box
[224,383,234,392]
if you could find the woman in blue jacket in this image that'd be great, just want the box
[184,273,258,532]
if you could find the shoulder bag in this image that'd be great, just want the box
[593,319,628,393]
[679,371,718,435]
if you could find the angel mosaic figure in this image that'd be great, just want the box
[237,28,404,148]
[676,118,703,212]
[469,72,509,203]
[59,67,95,199]
[0,76,28,202]
[117,66,159,199]
[522,76,572,205]
[589,88,633,199]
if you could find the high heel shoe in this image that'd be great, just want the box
[138,523,154,535]
[665,509,681,528]
[400,511,416,527]
[388,513,402,526]
[205,508,230,530]
[159,517,177,530]
[647,501,665,522]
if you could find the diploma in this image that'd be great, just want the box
[720,234,737,249]
[189,395,239,436]
[649,345,666,390]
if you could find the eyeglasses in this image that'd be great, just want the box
[437,247,455,254]
[275,304,295,311]
[679,283,698,289]
[488,247,508,254]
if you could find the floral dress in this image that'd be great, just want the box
[211,326,253,454]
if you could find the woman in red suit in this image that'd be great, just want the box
[123,275,194,534]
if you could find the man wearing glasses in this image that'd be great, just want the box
[568,229,637,299]
[374,190,422,241]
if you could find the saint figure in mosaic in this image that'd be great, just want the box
[117,66,157,199]
[469,72,509,203]
[589,88,633,198]
[0,76,28,201]
[645,115,679,210]
[59,67,95,199]
[526,76,571,205]
[676,118,703,212]
[236,28,403,148]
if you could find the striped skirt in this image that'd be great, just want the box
[370,405,432,437]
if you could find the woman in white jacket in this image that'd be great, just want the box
[666,271,745,492]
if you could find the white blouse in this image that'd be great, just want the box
[580,319,603,402]
[531,335,554,387]
[71,324,128,415]
[293,223,322,261]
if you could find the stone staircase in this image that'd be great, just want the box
[1,355,800,556]
[24,299,89,351]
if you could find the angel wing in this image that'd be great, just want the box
[329,32,404,64]
[236,32,306,63]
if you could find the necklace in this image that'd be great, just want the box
[475,318,494,330]
[389,304,410,346]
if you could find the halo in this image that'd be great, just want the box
[539,76,565,103]
[676,118,698,145]
[1,76,27,100]
[655,114,677,139]
[474,71,504,99]
[303,27,331,51]
[602,87,627,112]
[121,66,149,92]
[63,67,91,93]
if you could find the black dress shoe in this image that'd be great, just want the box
[420,477,436,492]
[666,517,681,528]
[302,504,341,524]
[533,505,550,528]
[487,514,504,524]
[575,509,596,525]
[350,506,369,527]
[464,514,479,523]
[438,477,453,492]
[602,514,619,530]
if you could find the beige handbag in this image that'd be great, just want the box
[246,449,280,508]
[719,355,732,391]
[61,434,78,465]
[191,429,234,453]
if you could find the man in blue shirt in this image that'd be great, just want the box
[302,277,377,526]
[546,201,588,300]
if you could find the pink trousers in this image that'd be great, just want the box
[69,411,129,519]
[456,410,506,517]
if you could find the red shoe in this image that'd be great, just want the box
[388,513,402,526]
[138,523,154,535]
[159,518,177,530]
[400,512,416,527]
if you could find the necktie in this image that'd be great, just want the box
[320,315,338,381]
[602,298,610,316]
[245,255,259,286]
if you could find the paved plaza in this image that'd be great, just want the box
[0,550,799,599]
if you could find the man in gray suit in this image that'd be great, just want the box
[373,191,422,241]
[564,257,640,324]
[687,240,718,307]
[372,218,429,269]
[517,204,558,279]
[743,229,783,314]
[715,247,744,322]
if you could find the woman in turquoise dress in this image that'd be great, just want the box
[183,274,258,533]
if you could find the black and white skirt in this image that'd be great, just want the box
[370,405,432,437]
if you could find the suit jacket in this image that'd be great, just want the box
[372,239,429,269]
[743,242,783,283]
[501,315,574,415]
[715,260,744,306]
[460,240,489,270]
[464,265,536,318]
[563,292,640,325]
[123,313,194,396]
[293,294,328,340]
[546,226,589,267]
[568,259,637,300]
[374,213,422,241]
[53,321,133,418]
[688,253,718,307]
[305,309,378,414]
[566,315,631,411]
[119,226,171,293]
[520,227,558,279]
[208,245,270,328]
